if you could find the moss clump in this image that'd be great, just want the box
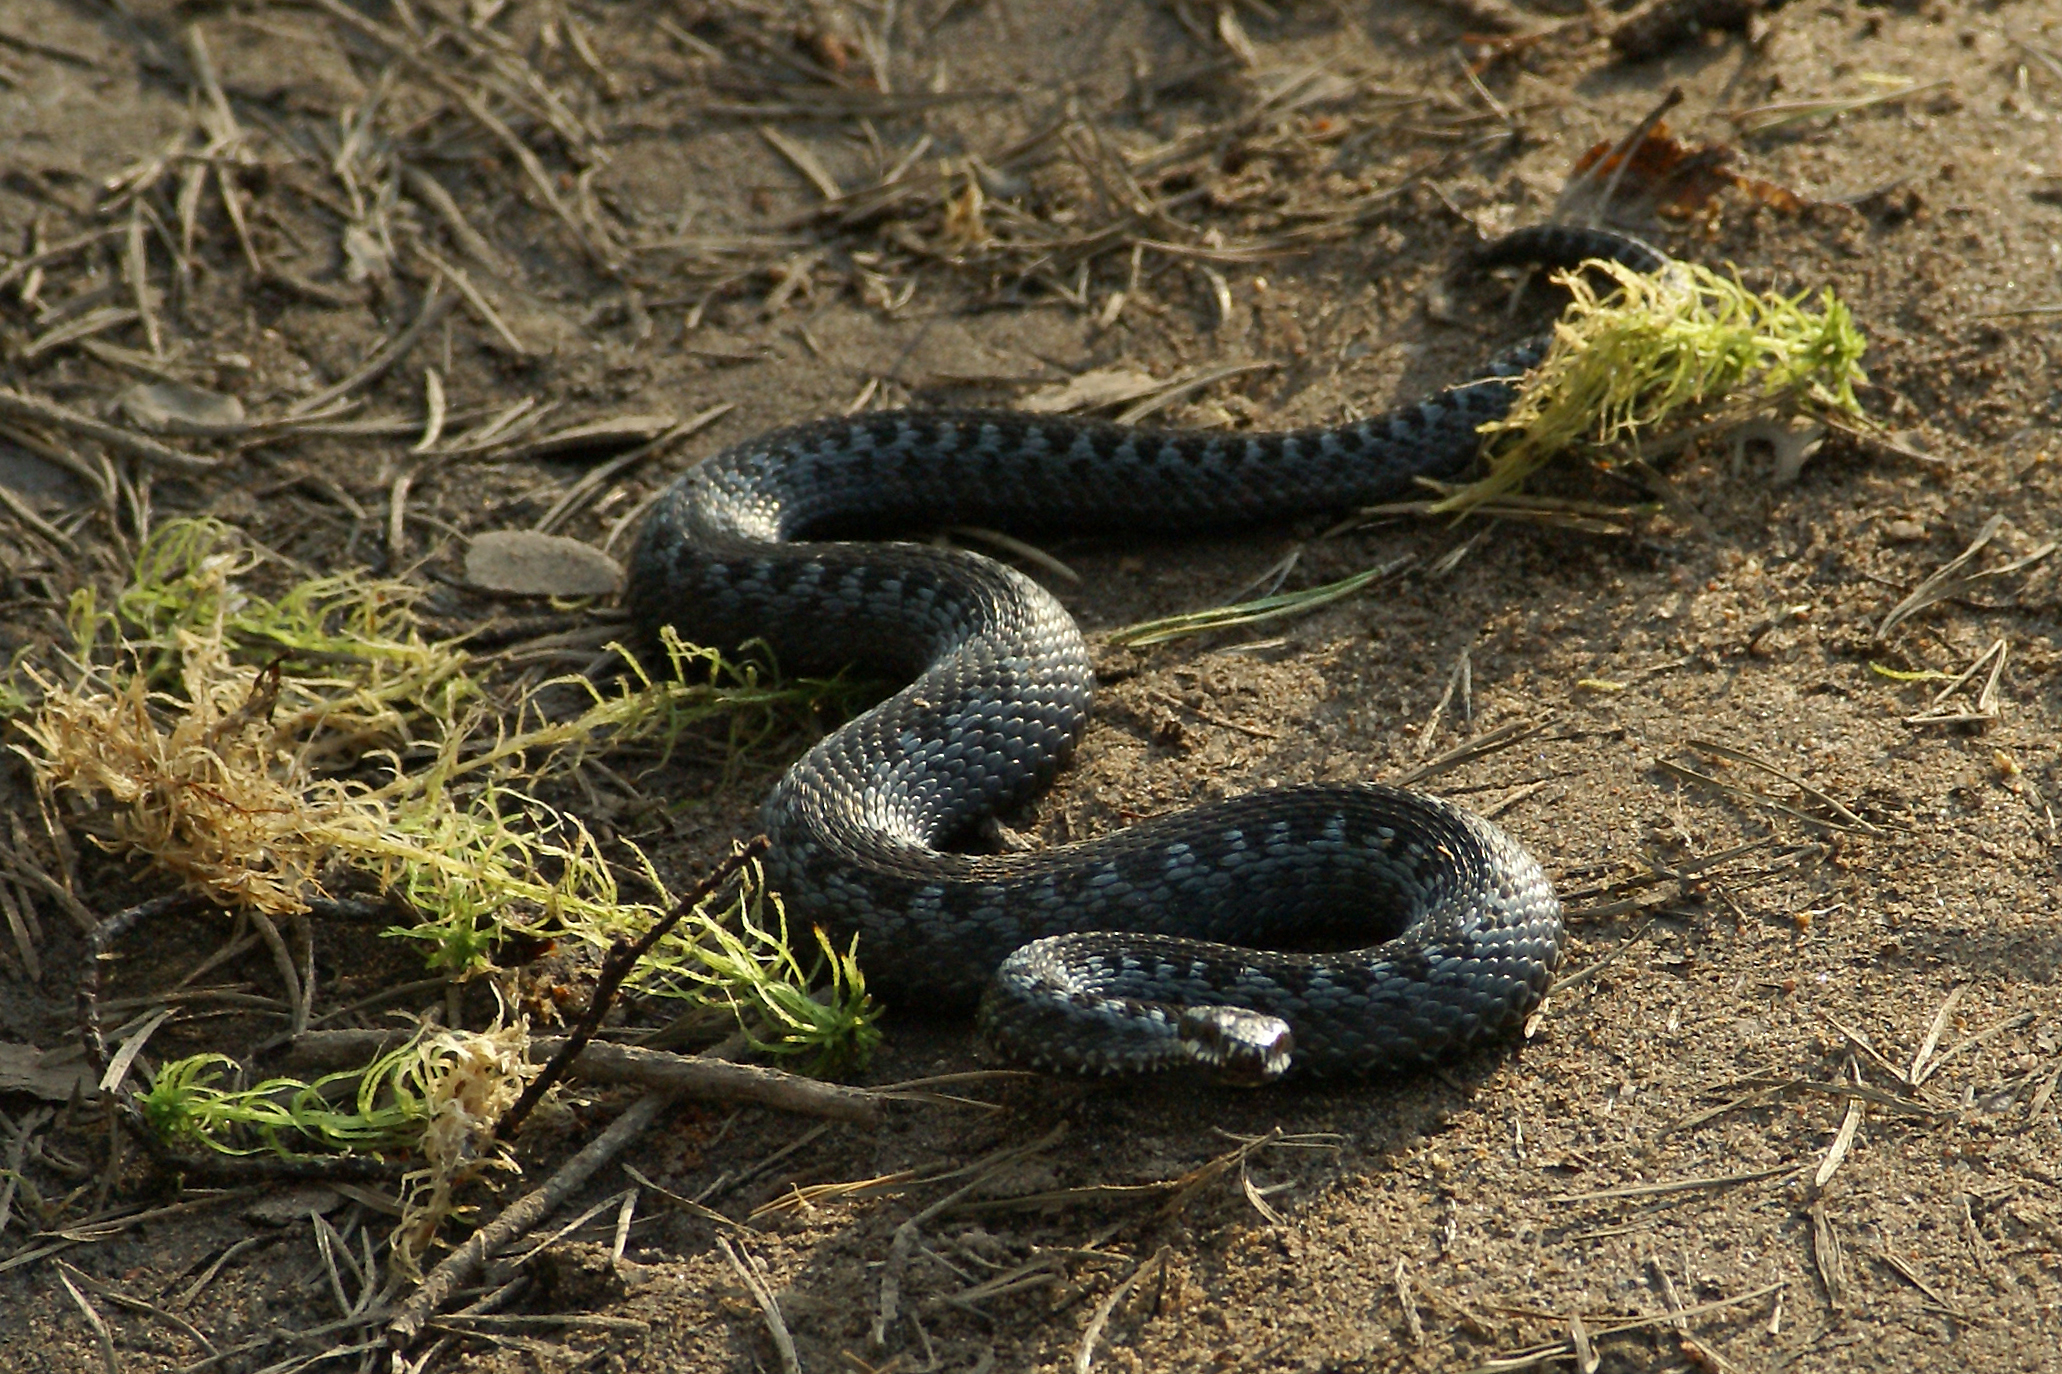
[1444,256,1867,510]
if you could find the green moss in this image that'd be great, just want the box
[1442,256,1868,511]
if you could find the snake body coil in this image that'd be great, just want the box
[629,226,1664,1080]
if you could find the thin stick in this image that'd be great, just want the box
[0,388,217,472]
[387,1091,672,1349]
[493,838,770,1141]
[291,1029,882,1125]
[1389,718,1545,788]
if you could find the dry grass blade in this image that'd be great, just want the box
[1394,1256,1426,1346]
[1555,1163,1800,1205]
[1908,986,1965,1086]
[1810,1201,1846,1310]
[1814,1060,1866,1188]
[1875,1249,1965,1317]
[414,247,528,357]
[531,405,733,535]
[0,226,121,290]
[1922,1011,2036,1087]
[1109,360,1280,425]
[0,479,81,557]
[1904,638,2008,726]
[1875,514,2056,639]
[758,124,842,200]
[1549,918,1656,995]
[0,387,216,471]
[285,288,457,418]
[719,1236,800,1374]
[1077,1247,1169,1374]
[1681,738,1880,832]
[22,307,143,363]
[1106,555,1411,648]
[1726,79,1951,136]
[56,1264,121,1374]
[947,527,1082,585]
[1354,488,1655,537]
[1464,1281,1783,1373]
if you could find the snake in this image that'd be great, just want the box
[627,225,1667,1082]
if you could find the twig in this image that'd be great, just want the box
[493,837,770,1141]
[291,1029,882,1124]
[387,1091,672,1349]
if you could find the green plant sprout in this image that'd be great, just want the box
[633,856,880,1077]
[138,1040,442,1157]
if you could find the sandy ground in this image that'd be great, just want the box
[2,1,2061,1371]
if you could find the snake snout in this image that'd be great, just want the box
[1179,1006,1295,1086]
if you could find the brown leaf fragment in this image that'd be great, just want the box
[1568,120,1809,218]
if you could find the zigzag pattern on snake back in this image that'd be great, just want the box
[628,226,1668,1081]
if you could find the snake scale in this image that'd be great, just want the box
[628,225,1668,1081]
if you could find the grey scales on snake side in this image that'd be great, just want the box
[628,225,1668,1082]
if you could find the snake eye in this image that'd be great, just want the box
[1178,1006,1294,1086]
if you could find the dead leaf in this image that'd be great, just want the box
[465,530,623,596]
[1569,121,1809,218]
[117,381,246,434]
[1019,366,1163,415]
[0,1041,97,1102]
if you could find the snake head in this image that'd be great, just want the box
[1178,1005,1294,1086]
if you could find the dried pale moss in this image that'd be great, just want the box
[1443,256,1868,511]
[19,631,386,917]
[14,519,884,1141]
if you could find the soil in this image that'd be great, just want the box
[2,1,2060,1372]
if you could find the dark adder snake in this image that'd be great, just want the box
[628,225,1666,1081]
